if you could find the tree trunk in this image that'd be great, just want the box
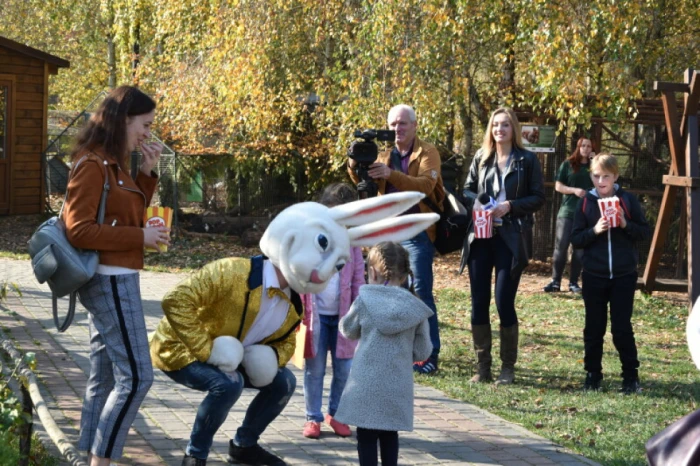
[499,10,518,104]
[107,35,116,89]
[457,101,474,189]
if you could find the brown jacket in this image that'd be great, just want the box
[63,149,158,269]
[349,137,444,241]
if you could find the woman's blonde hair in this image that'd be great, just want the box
[367,241,412,285]
[590,153,619,176]
[480,107,525,168]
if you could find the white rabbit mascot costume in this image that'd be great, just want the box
[149,192,438,465]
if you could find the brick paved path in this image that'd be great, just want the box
[1,258,598,465]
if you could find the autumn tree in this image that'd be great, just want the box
[3,0,698,199]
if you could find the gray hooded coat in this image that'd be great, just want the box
[334,285,433,432]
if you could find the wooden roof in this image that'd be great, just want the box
[0,35,70,69]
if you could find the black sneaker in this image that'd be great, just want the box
[583,372,603,391]
[620,378,641,395]
[228,441,287,465]
[569,282,582,293]
[543,281,560,292]
[182,455,207,466]
[413,356,438,375]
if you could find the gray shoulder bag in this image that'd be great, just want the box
[27,155,110,332]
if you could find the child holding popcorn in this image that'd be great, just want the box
[571,154,651,394]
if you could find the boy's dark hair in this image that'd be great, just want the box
[318,183,357,207]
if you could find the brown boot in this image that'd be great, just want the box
[469,324,492,383]
[495,323,519,385]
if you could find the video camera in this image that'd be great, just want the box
[348,129,395,198]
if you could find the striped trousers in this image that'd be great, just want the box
[77,273,154,460]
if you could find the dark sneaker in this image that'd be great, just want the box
[583,372,603,391]
[413,356,438,375]
[543,281,560,292]
[569,282,582,293]
[620,378,641,395]
[182,455,207,466]
[228,441,287,465]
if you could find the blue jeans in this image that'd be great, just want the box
[163,361,296,459]
[304,314,353,422]
[402,231,440,358]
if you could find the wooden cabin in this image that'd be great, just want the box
[0,36,69,215]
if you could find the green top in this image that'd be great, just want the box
[556,160,593,219]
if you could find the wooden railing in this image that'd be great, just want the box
[0,338,87,466]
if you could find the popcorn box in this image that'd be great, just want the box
[473,210,493,239]
[144,206,173,252]
[597,196,621,228]
[291,322,308,370]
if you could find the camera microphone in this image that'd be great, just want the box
[477,193,491,205]
[477,193,503,227]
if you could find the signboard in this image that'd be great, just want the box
[521,124,556,153]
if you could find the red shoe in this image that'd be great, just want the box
[325,414,351,437]
[303,421,321,439]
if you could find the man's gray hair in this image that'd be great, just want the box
[387,104,416,123]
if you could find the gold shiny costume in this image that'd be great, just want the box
[149,257,302,372]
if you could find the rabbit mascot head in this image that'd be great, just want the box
[208,191,438,388]
[260,191,439,294]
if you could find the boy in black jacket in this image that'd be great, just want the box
[571,154,651,394]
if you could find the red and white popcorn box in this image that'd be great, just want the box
[473,210,493,239]
[597,196,621,227]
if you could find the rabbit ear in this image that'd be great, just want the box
[348,213,440,247]
[330,192,426,227]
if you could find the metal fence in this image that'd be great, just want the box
[44,99,681,279]
[176,125,680,278]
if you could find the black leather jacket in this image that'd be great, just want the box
[570,188,651,278]
[460,147,545,277]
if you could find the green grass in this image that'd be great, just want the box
[420,288,697,466]
[2,214,693,464]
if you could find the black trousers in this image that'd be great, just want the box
[467,234,521,327]
[356,427,398,466]
[551,217,583,284]
[581,271,639,379]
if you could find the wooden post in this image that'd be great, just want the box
[643,70,699,301]
[684,69,700,305]
[642,89,683,291]
[19,384,32,466]
[677,195,687,279]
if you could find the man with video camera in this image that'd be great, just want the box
[348,104,444,375]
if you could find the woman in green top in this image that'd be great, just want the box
[544,137,595,293]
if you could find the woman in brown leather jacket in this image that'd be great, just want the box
[63,85,169,466]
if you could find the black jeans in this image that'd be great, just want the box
[356,427,398,466]
[467,234,522,327]
[581,271,639,379]
[551,217,583,284]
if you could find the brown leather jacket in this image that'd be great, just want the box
[349,137,444,241]
[63,149,158,269]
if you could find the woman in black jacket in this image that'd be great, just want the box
[461,107,545,384]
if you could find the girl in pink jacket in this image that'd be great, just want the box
[301,183,365,439]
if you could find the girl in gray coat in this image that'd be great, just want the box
[335,242,433,466]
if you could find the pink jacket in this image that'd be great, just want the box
[301,246,364,359]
